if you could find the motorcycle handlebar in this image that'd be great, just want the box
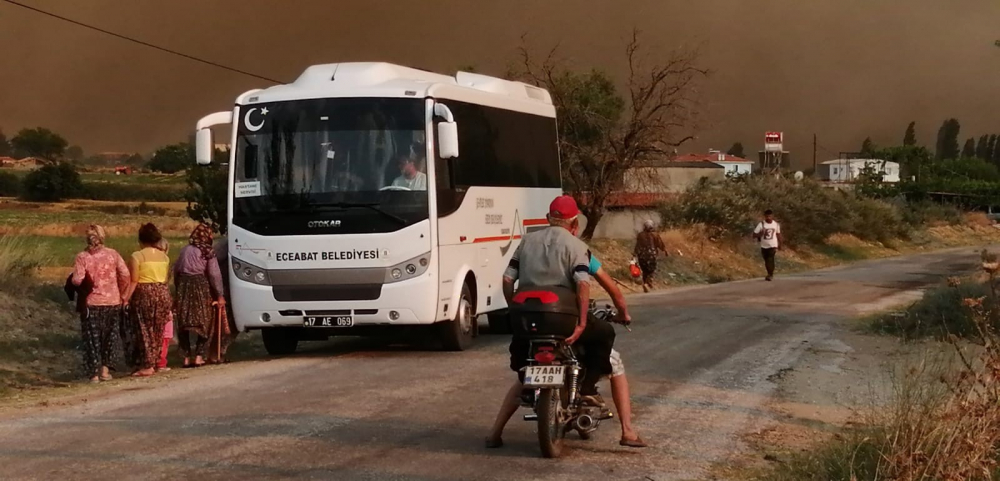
[590,304,631,331]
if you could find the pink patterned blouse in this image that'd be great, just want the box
[72,247,130,307]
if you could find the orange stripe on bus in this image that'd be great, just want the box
[472,235,522,244]
[523,218,548,226]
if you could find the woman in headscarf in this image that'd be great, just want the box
[70,225,130,382]
[122,223,172,377]
[633,219,668,293]
[172,223,226,368]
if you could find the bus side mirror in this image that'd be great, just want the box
[438,122,459,159]
[196,128,214,165]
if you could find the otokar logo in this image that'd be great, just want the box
[308,220,342,228]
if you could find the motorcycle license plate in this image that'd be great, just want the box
[524,366,565,387]
[303,316,353,327]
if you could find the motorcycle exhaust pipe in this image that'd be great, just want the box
[574,414,595,431]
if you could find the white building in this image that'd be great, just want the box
[818,158,900,183]
[674,151,755,175]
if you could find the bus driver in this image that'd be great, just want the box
[391,151,428,190]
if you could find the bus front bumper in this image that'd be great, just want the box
[231,274,439,331]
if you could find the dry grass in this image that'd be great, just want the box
[0,234,50,293]
[756,255,1000,481]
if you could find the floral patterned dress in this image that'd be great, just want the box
[72,247,130,377]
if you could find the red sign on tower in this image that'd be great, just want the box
[764,132,783,153]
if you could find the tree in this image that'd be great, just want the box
[184,149,230,234]
[726,142,745,158]
[872,145,933,181]
[988,134,999,164]
[0,129,10,157]
[976,135,990,159]
[65,145,84,162]
[903,121,917,146]
[148,143,192,174]
[934,118,961,160]
[512,30,707,239]
[10,127,68,160]
[992,135,1000,167]
[860,137,877,157]
[20,162,83,201]
[962,138,976,158]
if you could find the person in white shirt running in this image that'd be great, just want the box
[753,209,782,281]
[390,152,427,190]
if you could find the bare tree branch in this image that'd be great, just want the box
[514,29,707,238]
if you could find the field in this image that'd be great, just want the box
[0,198,195,282]
[5,169,185,184]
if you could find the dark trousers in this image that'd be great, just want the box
[761,248,777,277]
[509,311,616,394]
[178,330,207,357]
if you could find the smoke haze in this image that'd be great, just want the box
[1,0,999,166]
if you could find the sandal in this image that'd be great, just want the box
[131,369,155,378]
[620,437,648,448]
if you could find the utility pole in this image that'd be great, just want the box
[812,133,817,176]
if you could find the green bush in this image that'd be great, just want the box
[896,199,963,227]
[870,280,990,340]
[0,171,20,197]
[658,175,908,246]
[185,163,229,234]
[20,162,83,202]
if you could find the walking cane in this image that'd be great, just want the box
[215,303,223,363]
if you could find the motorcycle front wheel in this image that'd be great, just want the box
[537,388,566,458]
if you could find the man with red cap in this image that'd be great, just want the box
[485,195,618,448]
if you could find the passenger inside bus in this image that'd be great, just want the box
[390,150,428,190]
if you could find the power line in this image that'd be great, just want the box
[0,0,283,84]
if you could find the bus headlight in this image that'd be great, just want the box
[232,257,271,286]
[384,253,431,283]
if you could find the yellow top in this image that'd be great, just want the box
[132,247,169,284]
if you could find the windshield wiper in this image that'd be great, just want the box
[310,202,408,225]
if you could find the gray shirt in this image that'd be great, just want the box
[504,226,591,289]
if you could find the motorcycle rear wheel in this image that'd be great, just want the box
[537,389,566,458]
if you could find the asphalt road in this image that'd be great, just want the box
[0,247,986,481]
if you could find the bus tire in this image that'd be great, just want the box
[440,283,475,351]
[262,328,299,356]
[487,311,511,335]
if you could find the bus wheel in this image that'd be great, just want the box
[262,328,299,356]
[440,284,475,351]
[487,311,511,335]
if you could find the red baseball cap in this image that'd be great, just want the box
[548,195,580,220]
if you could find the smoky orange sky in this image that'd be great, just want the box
[1,0,999,167]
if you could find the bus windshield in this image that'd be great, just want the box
[233,97,429,235]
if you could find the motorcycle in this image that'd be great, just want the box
[518,300,628,458]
